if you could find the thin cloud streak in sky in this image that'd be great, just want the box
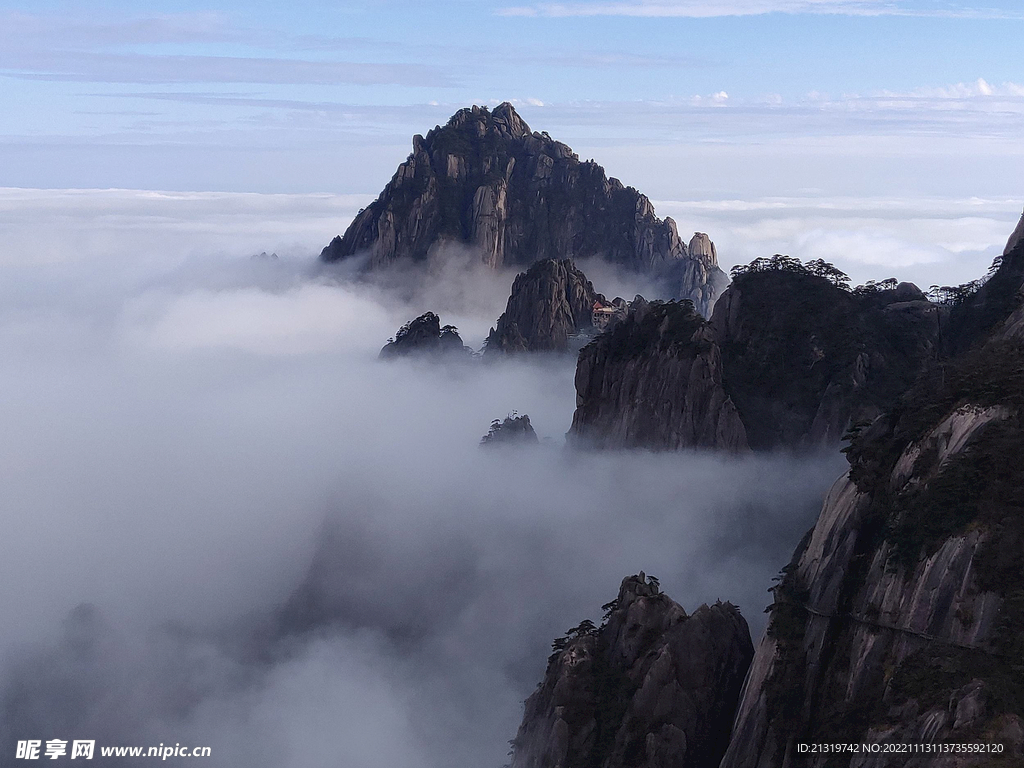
[1,51,456,87]
[497,0,1024,18]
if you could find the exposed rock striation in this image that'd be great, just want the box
[721,332,1024,767]
[485,259,608,353]
[319,103,727,315]
[569,299,748,450]
[510,574,753,768]
[379,312,471,359]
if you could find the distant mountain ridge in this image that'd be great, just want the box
[320,102,727,315]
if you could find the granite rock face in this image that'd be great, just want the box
[379,312,471,359]
[486,259,604,354]
[721,332,1024,767]
[569,300,748,450]
[319,103,727,315]
[510,574,753,768]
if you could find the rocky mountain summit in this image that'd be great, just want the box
[570,256,949,451]
[379,312,471,359]
[319,103,727,315]
[510,574,753,768]
[485,259,625,354]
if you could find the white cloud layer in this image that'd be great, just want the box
[0,193,850,765]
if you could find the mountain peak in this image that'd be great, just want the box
[435,102,532,141]
[319,103,728,313]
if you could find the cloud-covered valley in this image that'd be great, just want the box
[0,192,864,766]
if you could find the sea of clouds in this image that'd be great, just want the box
[0,186,1013,767]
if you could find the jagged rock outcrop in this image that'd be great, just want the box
[510,574,753,768]
[721,330,1024,767]
[379,312,471,359]
[480,413,539,446]
[660,233,731,314]
[319,102,727,315]
[486,259,607,353]
[569,300,748,450]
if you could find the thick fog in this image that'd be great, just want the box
[0,197,850,767]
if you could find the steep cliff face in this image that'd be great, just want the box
[946,241,1024,353]
[569,300,748,450]
[486,259,604,353]
[1005,210,1024,256]
[510,574,753,768]
[722,335,1024,768]
[319,103,727,315]
[379,312,471,359]
[711,269,946,450]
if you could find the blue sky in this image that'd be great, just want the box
[1,0,1022,198]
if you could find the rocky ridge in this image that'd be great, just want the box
[510,574,753,768]
[319,103,727,315]
[569,257,949,452]
[722,346,1024,766]
[711,264,944,449]
[1004,209,1024,257]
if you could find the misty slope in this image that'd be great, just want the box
[570,258,946,451]
[721,245,1024,767]
[318,103,727,315]
[510,574,752,768]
